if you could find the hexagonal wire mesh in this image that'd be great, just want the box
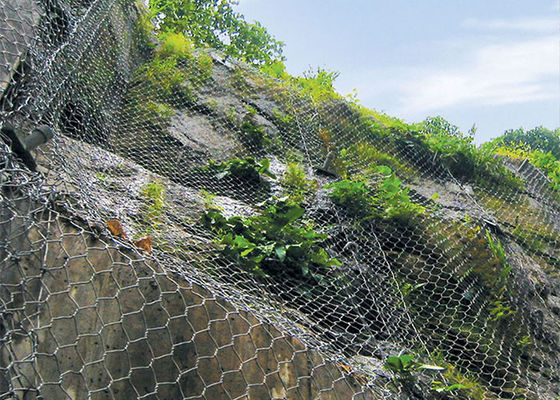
[0,1,559,399]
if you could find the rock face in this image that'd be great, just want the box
[0,0,39,94]
[0,183,373,399]
[1,1,560,400]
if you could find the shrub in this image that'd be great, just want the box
[326,166,425,221]
[204,157,276,183]
[137,101,175,129]
[156,32,193,60]
[202,197,340,279]
[149,0,284,65]
[375,166,425,220]
[326,177,373,218]
[418,116,522,189]
[492,140,560,192]
[194,51,214,82]
[281,163,318,203]
[498,126,560,157]
[137,57,186,98]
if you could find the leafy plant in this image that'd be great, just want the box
[400,282,426,299]
[202,197,341,279]
[489,299,516,322]
[428,351,493,400]
[485,231,512,291]
[204,157,276,183]
[239,106,269,148]
[384,354,445,383]
[296,67,341,103]
[516,334,531,349]
[491,139,560,194]
[415,116,522,189]
[281,163,318,203]
[193,51,214,82]
[339,143,412,178]
[260,60,291,80]
[496,126,560,158]
[156,31,193,60]
[326,166,425,222]
[375,166,425,220]
[135,1,156,52]
[259,62,341,104]
[148,0,284,65]
[422,115,463,137]
[137,56,187,98]
[326,177,373,218]
[140,179,166,232]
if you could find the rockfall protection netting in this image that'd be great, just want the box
[0,1,559,399]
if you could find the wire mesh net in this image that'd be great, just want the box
[0,1,559,399]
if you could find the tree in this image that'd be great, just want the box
[498,126,560,158]
[148,0,284,65]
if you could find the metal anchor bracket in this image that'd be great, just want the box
[0,123,54,172]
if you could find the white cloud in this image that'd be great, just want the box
[396,35,559,116]
[462,17,558,33]
[236,0,260,6]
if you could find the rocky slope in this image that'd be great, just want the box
[0,1,559,399]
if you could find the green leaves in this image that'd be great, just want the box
[148,0,284,65]
[430,381,468,393]
[326,177,373,218]
[202,197,340,280]
[274,245,286,262]
[384,354,447,386]
[204,157,276,183]
[326,167,424,222]
[384,354,416,374]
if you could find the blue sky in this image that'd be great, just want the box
[236,0,560,143]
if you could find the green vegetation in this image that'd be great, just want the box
[135,1,156,52]
[148,0,284,65]
[383,354,446,389]
[489,299,516,322]
[122,30,215,140]
[326,166,425,222]
[138,32,192,97]
[428,353,494,400]
[384,354,445,374]
[326,177,372,218]
[128,4,557,398]
[261,62,341,104]
[156,31,193,60]
[239,106,270,148]
[202,197,340,279]
[339,143,413,178]
[140,179,166,232]
[496,126,560,157]
[418,116,522,189]
[383,354,490,398]
[280,163,318,203]
[492,140,560,193]
[204,157,276,183]
[485,231,512,292]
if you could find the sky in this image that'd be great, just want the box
[235,0,560,143]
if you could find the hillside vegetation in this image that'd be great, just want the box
[4,0,557,398]
[66,1,558,399]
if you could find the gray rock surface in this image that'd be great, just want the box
[0,0,38,94]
